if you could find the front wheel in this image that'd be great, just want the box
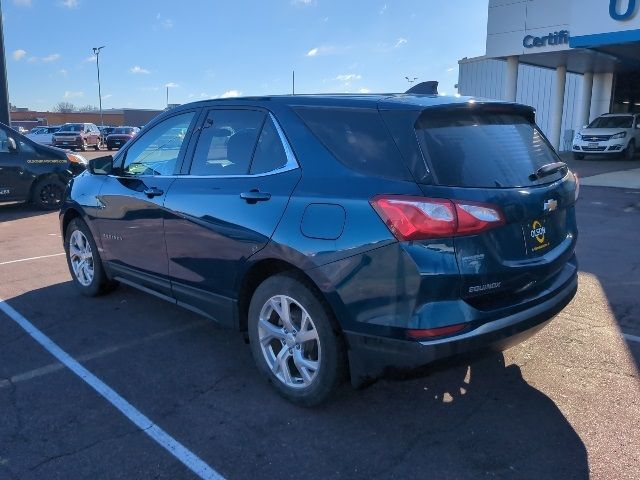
[65,218,118,296]
[32,177,65,210]
[94,141,101,151]
[624,141,636,160]
[248,274,346,406]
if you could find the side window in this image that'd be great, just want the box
[122,111,195,176]
[249,116,289,174]
[190,109,265,176]
[0,128,10,153]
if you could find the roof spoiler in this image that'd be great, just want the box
[405,81,439,95]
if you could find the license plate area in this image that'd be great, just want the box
[523,214,563,256]
[588,142,599,148]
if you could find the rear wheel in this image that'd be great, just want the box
[624,140,636,160]
[79,140,87,151]
[573,153,585,160]
[32,177,65,210]
[248,274,346,406]
[65,218,117,296]
[94,141,101,151]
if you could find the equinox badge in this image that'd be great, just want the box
[543,199,558,213]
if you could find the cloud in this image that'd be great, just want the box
[60,0,79,8]
[336,74,361,82]
[130,65,151,74]
[58,69,68,77]
[12,0,31,6]
[26,56,37,63]
[220,90,241,98]
[42,53,61,62]
[12,49,27,61]
[165,82,179,88]
[359,88,371,93]
[394,38,408,48]
[379,3,387,14]
[155,13,174,29]
[64,91,84,99]
[292,0,314,5]
[307,48,319,57]
[85,55,96,63]
[102,94,113,100]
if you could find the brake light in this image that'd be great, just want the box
[370,195,504,241]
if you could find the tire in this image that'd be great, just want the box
[573,153,585,160]
[64,218,118,296]
[624,141,636,161]
[107,145,113,151]
[94,141,101,151]
[79,140,87,152]
[31,176,65,210]
[248,273,346,406]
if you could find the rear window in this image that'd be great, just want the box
[415,111,561,188]
[294,106,411,181]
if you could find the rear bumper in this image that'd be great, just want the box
[345,270,577,386]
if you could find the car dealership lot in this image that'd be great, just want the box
[1,170,639,479]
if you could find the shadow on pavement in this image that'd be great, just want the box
[0,280,590,479]
[0,202,55,222]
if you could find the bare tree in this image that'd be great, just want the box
[77,105,98,112]
[53,102,76,113]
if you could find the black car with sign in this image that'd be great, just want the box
[0,122,86,209]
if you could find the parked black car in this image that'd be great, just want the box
[0,122,86,209]
[60,93,579,405]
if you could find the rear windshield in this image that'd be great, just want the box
[415,111,561,188]
[294,106,412,181]
[588,116,633,129]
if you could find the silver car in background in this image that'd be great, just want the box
[26,126,61,146]
[573,114,640,160]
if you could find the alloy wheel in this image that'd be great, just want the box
[39,183,63,208]
[69,230,94,287]
[258,295,321,389]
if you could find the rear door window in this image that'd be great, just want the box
[294,106,412,181]
[415,111,561,188]
[190,109,265,176]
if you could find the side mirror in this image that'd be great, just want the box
[88,155,113,175]
[7,137,17,152]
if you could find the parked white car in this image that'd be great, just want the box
[26,126,61,146]
[573,114,640,160]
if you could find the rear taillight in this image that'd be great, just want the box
[370,195,504,241]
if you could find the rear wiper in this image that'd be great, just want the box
[529,162,568,181]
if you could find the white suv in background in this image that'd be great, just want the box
[573,113,640,160]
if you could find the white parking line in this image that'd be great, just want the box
[0,253,65,266]
[0,298,224,480]
[623,333,640,344]
[0,320,209,389]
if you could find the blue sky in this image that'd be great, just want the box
[3,0,488,111]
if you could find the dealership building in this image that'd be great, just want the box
[458,0,640,151]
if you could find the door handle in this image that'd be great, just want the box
[240,190,271,203]
[143,187,164,198]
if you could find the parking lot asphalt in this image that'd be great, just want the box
[0,160,639,479]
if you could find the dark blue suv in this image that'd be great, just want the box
[60,93,579,405]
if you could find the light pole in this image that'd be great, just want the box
[405,76,418,86]
[92,46,105,128]
[0,0,11,126]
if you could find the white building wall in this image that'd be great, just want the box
[458,57,583,151]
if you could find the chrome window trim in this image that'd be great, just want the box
[107,112,300,180]
[181,112,299,179]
